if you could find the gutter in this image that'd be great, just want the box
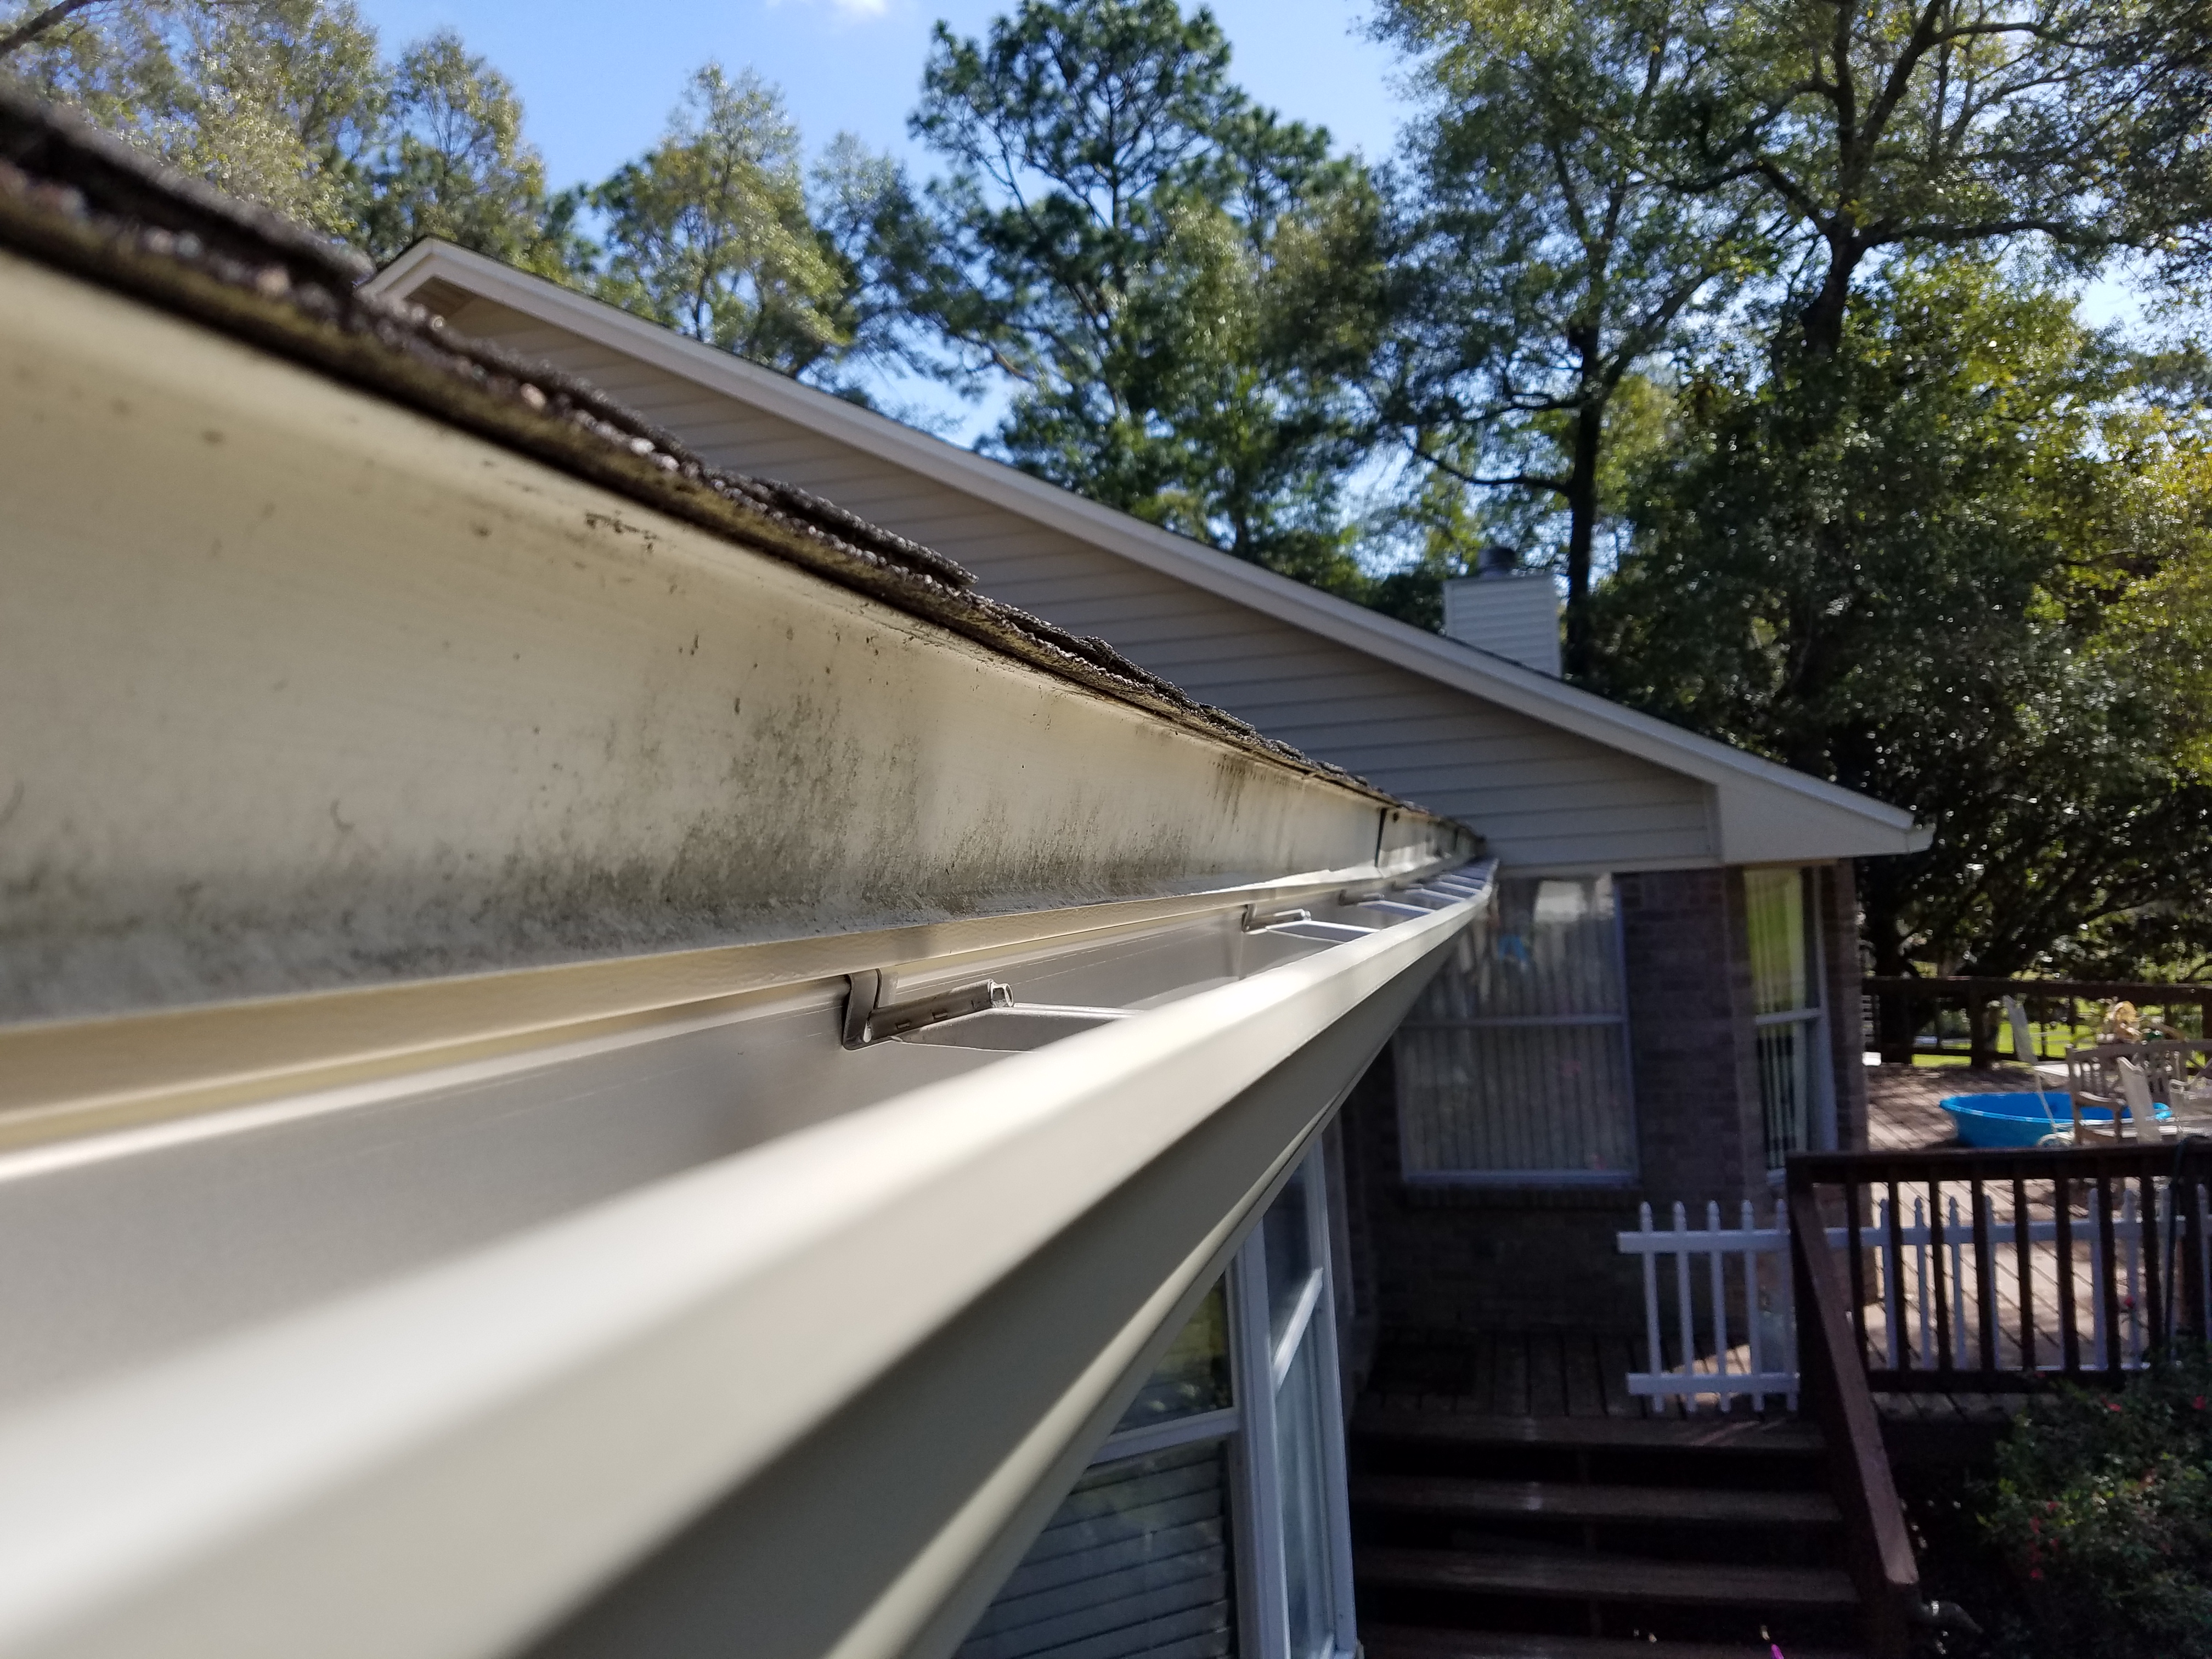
[0,864,1493,1659]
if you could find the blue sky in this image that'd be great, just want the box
[349,0,1418,440]
[349,0,1414,193]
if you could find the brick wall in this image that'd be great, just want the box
[1821,860,1870,1152]
[1339,860,1870,1346]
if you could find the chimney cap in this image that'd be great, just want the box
[1476,543,1519,579]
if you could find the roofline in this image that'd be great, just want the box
[368,241,1930,857]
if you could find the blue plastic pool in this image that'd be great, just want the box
[1938,1090,2167,1148]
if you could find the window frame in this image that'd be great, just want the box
[1035,1143,1359,1659]
[1746,865,1836,1173]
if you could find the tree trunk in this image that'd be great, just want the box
[1865,890,1917,1064]
[1798,233,1865,359]
[1561,386,1605,681]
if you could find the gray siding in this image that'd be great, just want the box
[442,296,1715,871]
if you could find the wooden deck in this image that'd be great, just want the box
[1362,1328,1672,1419]
[1867,1059,2046,1149]
[1360,1071,2185,1437]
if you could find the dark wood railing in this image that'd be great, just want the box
[1788,1142,2212,1657]
[1788,1184,1918,1658]
[1791,1144,2212,1391]
[1865,976,2212,1068]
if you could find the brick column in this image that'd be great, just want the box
[1618,867,1765,1203]
[1821,860,1870,1152]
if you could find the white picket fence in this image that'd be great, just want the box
[1620,1183,2212,1413]
[1619,1201,1797,1413]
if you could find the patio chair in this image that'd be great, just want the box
[2003,996,2068,1143]
[2159,1041,2212,1137]
[2064,1040,2142,1145]
[2114,1057,2158,1143]
[2144,1037,2212,1102]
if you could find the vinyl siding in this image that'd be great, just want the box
[441,296,1716,871]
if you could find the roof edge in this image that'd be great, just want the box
[369,241,1928,857]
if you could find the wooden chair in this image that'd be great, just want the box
[2064,1041,2143,1144]
[2157,1041,2212,1137]
[2144,1038,2212,1102]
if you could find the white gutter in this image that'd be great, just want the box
[0,867,1491,1659]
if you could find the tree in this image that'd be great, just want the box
[592,64,848,375]
[1373,0,1772,675]
[349,29,574,274]
[1589,258,2212,976]
[806,132,950,399]
[911,0,1386,590]
[2,0,382,234]
[1677,0,2212,357]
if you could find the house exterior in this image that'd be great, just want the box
[365,241,1929,1353]
[0,84,1932,1659]
[0,94,1481,1659]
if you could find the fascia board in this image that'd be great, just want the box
[366,244,1929,862]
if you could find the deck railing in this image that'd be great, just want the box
[1789,1143,2212,1391]
[1621,1142,2212,1410]
[1864,975,2212,1068]
[1618,1146,2212,1658]
[1790,1182,1920,1659]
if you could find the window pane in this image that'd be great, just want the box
[1393,877,1634,1181]
[1421,877,1622,1020]
[1746,868,1812,1015]
[1273,1334,1338,1659]
[1261,1163,1316,1352]
[1112,1280,1232,1435]
[1396,1022,1635,1176]
[956,1442,1235,1659]
[1759,1019,1813,1168]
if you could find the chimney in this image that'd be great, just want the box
[1441,546,1561,677]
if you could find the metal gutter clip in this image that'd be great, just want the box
[843,971,1135,1051]
[841,970,1012,1048]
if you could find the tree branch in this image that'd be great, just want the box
[0,0,109,58]
[1402,437,1570,496]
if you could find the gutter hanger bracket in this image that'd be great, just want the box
[842,970,1013,1048]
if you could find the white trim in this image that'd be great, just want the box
[1231,1224,1288,1659]
[1301,1151,1361,1659]
[1086,1405,1240,1465]
[1269,1270,1327,1390]
[364,243,1931,867]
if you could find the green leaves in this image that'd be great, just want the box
[1672,0,2212,353]
[1588,258,2212,977]
[349,29,561,269]
[1980,1353,2212,1656]
[590,65,848,373]
[1376,0,1773,670]
[910,0,1385,589]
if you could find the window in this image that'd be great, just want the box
[957,1149,1356,1659]
[1747,866,1827,1169]
[1391,876,1635,1184]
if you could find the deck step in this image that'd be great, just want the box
[1353,1409,1822,1455]
[1363,1627,1861,1659]
[1356,1545,1858,1609]
[1353,1474,1840,1527]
